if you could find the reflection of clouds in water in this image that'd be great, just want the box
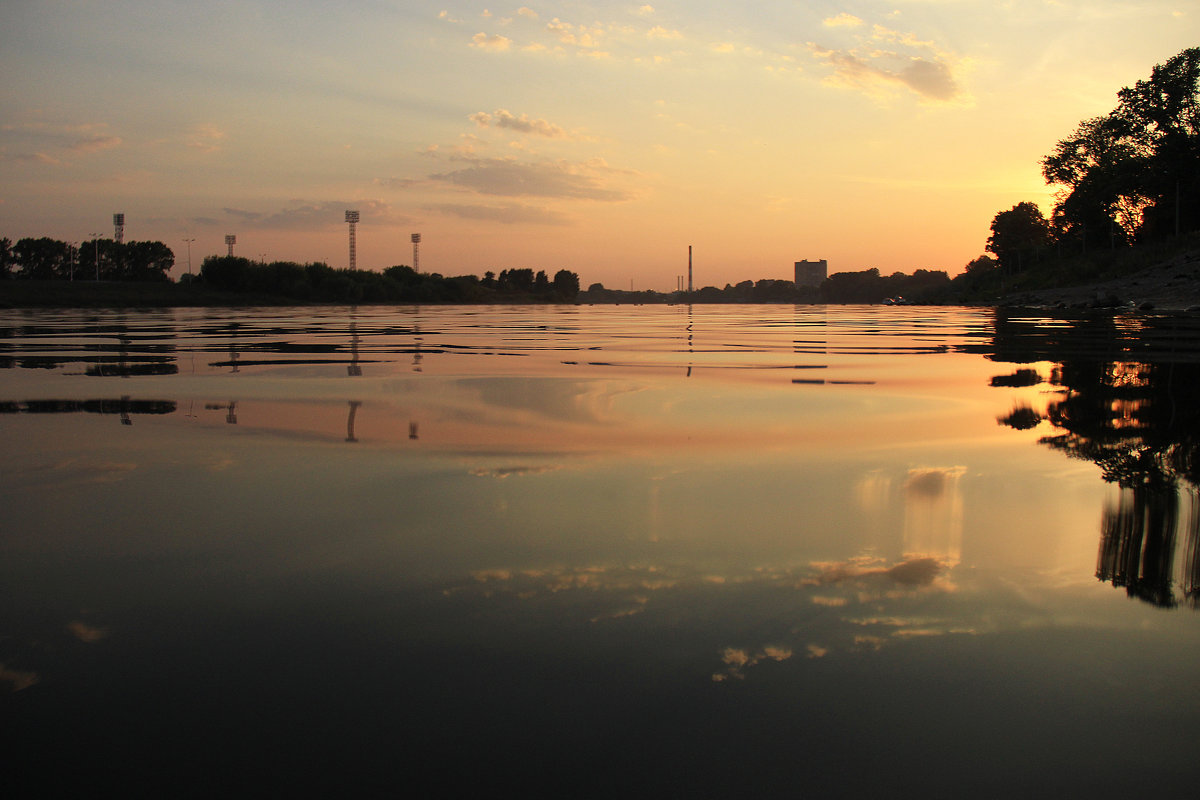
[466,378,641,425]
[903,466,965,566]
[67,621,109,643]
[712,645,793,682]
[1,663,39,692]
[464,565,679,600]
[453,556,972,679]
[807,555,951,589]
[855,470,892,514]
[18,458,138,488]
[469,465,562,479]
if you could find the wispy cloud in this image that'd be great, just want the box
[469,109,578,139]
[807,21,967,103]
[0,121,123,162]
[427,155,637,201]
[186,123,226,153]
[219,199,404,230]
[431,202,571,226]
[70,135,122,153]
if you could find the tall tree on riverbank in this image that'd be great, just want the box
[1113,47,1200,237]
[1041,47,1200,245]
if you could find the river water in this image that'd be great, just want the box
[2,304,1199,796]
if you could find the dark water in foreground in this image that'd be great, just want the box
[2,304,1199,797]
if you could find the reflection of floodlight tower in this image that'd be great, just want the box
[113,213,125,244]
[345,210,360,269]
[346,401,361,443]
[411,233,421,272]
[225,234,236,256]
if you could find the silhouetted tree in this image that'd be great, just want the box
[200,255,254,289]
[986,202,1051,272]
[0,237,13,279]
[1112,46,1200,238]
[123,240,175,281]
[552,269,580,300]
[1040,47,1200,245]
[13,237,72,280]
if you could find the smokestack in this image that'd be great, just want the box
[688,245,693,293]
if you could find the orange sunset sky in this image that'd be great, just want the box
[2,2,1196,290]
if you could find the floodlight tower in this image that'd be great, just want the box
[182,238,195,275]
[411,233,421,272]
[225,234,236,256]
[113,213,125,244]
[345,210,360,270]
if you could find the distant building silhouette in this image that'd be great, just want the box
[794,259,827,287]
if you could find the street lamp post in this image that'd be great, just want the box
[90,234,100,281]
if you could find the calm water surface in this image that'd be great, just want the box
[2,304,1199,797]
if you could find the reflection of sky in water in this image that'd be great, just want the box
[3,305,1200,794]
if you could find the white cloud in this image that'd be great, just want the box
[824,13,864,28]
[471,32,512,51]
[647,26,682,40]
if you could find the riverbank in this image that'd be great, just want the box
[4,241,1199,312]
[998,244,1200,312]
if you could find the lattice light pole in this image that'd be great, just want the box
[113,213,125,244]
[411,233,421,272]
[346,210,360,270]
[225,234,236,257]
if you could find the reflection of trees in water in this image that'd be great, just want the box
[1098,485,1187,608]
[989,311,1200,608]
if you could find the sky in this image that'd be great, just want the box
[1,1,1196,289]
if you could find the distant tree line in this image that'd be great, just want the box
[0,236,174,281]
[582,268,950,305]
[958,47,1200,291]
[197,256,581,303]
[0,236,582,303]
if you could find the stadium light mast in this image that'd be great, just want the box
[113,213,125,244]
[411,233,421,272]
[182,238,195,275]
[225,234,236,257]
[345,210,360,270]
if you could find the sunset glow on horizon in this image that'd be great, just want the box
[2,2,1196,289]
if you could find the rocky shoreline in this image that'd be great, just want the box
[1000,246,1200,312]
